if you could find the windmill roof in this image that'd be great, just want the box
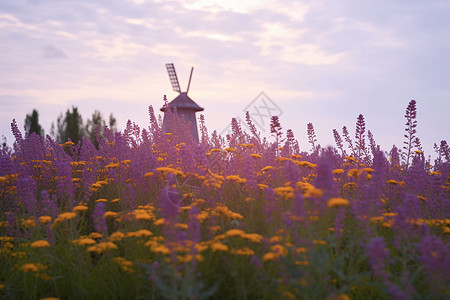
[160,92,204,112]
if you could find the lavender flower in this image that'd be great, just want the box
[92,202,107,235]
[418,235,450,293]
[366,237,391,283]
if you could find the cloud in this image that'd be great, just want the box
[253,22,345,65]
[0,13,39,31]
[42,44,67,59]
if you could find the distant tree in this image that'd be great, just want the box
[51,107,117,145]
[109,113,117,133]
[52,107,85,144]
[25,109,43,135]
[85,110,106,148]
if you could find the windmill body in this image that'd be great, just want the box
[161,63,203,143]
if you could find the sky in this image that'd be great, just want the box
[1,0,449,158]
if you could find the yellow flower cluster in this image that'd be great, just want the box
[31,240,51,248]
[274,186,295,200]
[327,198,349,208]
[87,242,117,254]
[225,175,247,184]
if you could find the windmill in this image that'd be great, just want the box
[161,63,204,143]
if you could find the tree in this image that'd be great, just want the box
[25,109,43,136]
[51,107,117,146]
[53,106,85,144]
[109,113,117,133]
[85,110,106,148]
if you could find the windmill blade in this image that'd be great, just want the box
[166,63,181,93]
[186,67,194,94]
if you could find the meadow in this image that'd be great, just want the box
[0,100,449,299]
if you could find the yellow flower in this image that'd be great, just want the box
[327,198,349,208]
[269,235,282,243]
[154,218,165,226]
[294,161,317,168]
[347,169,359,177]
[332,169,345,175]
[370,216,384,223]
[303,187,323,198]
[109,231,126,242]
[105,163,120,169]
[261,166,274,172]
[89,232,103,239]
[274,186,295,200]
[31,240,51,248]
[57,212,77,221]
[296,247,307,253]
[382,212,398,217]
[87,242,117,254]
[362,168,375,173]
[211,242,228,252]
[152,245,171,255]
[111,198,120,203]
[225,229,245,237]
[224,147,235,152]
[257,184,268,190]
[210,148,221,152]
[104,211,118,218]
[0,176,7,183]
[73,237,96,246]
[73,205,88,212]
[250,154,262,158]
[39,216,52,224]
[126,229,153,238]
[155,167,183,176]
[41,297,61,300]
[262,252,276,262]
[242,233,263,243]
[345,156,355,162]
[22,218,36,228]
[63,141,74,147]
[113,257,134,273]
[386,180,405,186]
[95,198,108,203]
[225,175,247,183]
[417,195,427,201]
[313,240,327,245]
[231,247,255,256]
[20,263,39,272]
[343,182,357,190]
[174,223,189,229]
[270,244,288,256]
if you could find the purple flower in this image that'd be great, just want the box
[160,174,181,224]
[17,175,38,215]
[366,237,391,282]
[92,202,107,235]
[418,235,450,292]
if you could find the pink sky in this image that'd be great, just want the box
[1,0,449,158]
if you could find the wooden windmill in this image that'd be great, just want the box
[161,63,204,143]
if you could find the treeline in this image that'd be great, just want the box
[24,107,117,147]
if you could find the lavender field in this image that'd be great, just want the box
[0,100,449,299]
